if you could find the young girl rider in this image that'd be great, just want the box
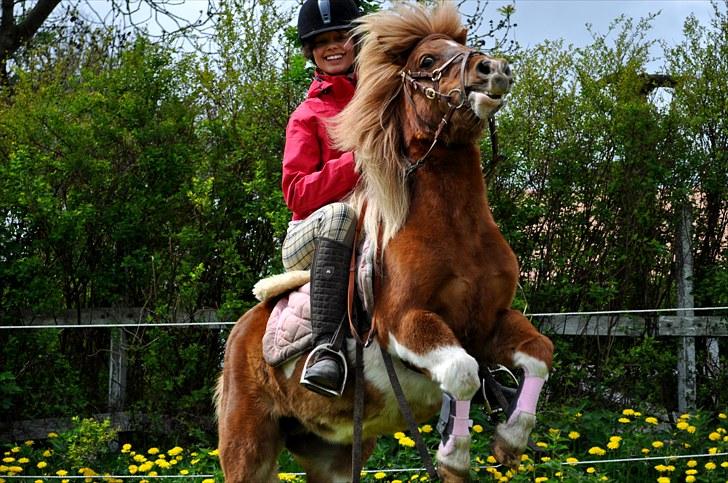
[281,0,361,397]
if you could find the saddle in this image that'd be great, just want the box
[261,238,376,367]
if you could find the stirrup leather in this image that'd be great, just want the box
[300,344,349,397]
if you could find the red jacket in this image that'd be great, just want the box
[282,72,359,220]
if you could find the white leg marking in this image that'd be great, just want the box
[495,351,548,451]
[513,351,549,379]
[388,335,480,401]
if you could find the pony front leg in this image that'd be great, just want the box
[388,309,480,479]
[487,309,554,468]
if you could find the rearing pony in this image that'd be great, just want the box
[217,3,554,482]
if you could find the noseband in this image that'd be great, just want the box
[400,46,486,177]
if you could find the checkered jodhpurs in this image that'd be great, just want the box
[282,202,357,271]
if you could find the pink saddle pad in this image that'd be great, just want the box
[262,283,313,367]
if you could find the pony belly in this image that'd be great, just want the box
[324,340,442,443]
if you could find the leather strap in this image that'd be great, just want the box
[351,340,365,482]
[347,202,377,346]
[380,346,439,480]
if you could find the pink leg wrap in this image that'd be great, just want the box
[507,375,545,424]
[438,399,472,456]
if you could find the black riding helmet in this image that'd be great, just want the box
[297,0,361,43]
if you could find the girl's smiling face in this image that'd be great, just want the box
[311,30,354,75]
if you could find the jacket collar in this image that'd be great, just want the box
[307,70,356,101]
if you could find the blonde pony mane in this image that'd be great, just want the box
[331,2,467,253]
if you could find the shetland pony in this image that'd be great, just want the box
[217,3,554,481]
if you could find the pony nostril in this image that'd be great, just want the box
[504,65,511,77]
[477,60,491,76]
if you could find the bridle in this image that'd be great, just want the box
[399,42,501,178]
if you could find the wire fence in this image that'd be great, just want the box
[1,306,726,330]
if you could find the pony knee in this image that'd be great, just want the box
[514,334,554,374]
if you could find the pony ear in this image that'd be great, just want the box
[455,27,468,45]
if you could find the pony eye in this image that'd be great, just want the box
[419,55,435,69]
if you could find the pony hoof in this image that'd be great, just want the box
[437,463,471,483]
[491,437,522,470]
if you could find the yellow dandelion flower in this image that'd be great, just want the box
[56,470,68,476]
[656,477,670,483]
[586,467,596,474]
[23,441,33,446]
[676,421,690,430]
[609,436,622,443]
[722,461,728,468]
[651,441,664,449]
[374,472,387,479]
[121,443,132,453]
[566,457,579,465]
[394,431,405,440]
[679,413,690,420]
[618,417,631,423]
[42,450,52,458]
[588,446,606,456]
[687,460,697,467]
[521,454,530,461]
[685,469,697,475]
[536,441,548,448]
[687,425,696,433]
[179,469,189,475]
[208,449,219,456]
[202,480,214,483]
[685,476,696,483]
[10,447,20,453]
[709,431,720,441]
[541,456,551,462]
[705,461,716,470]
[128,465,138,474]
[607,441,620,450]
[399,436,416,448]
[535,477,548,483]
[47,432,58,438]
[549,428,560,435]
[37,461,48,469]
[642,448,650,454]
[472,424,483,433]
[708,447,718,454]
[718,412,726,419]
[2,458,15,463]
[622,409,635,416]
[487,455,497,464]
[568,431,580,439]
[645,417,658,425]
[147,448,159,455]
[419,424,432,433]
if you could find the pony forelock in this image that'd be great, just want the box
[331,2,466,253]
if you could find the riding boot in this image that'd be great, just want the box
[301,237,352,396]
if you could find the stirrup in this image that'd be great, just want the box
[300,344,348,397]
[481,364,519,416]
